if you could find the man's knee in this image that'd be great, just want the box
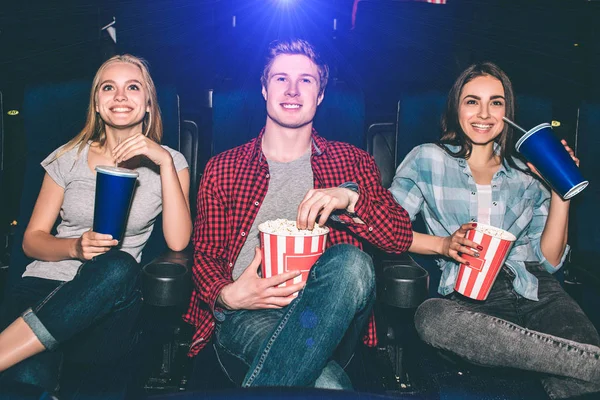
[318,244,374,301]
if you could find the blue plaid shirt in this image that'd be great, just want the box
[389,143,569,301]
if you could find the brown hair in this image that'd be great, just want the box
[439,62,516,166]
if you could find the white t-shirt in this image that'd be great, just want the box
[22,141,188,282]
[476,183,492,225]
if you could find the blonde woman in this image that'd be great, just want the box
[0,55,191,397]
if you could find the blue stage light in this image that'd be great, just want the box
[271,0,298,7]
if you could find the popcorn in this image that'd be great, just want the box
[475,225,516,241]
[258,219,329,236]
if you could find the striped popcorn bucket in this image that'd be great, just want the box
[454,224,516,300]
[258,224,329,288]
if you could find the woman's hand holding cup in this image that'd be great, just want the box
[73,230,119,261]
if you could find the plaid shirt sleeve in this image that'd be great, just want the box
[193,157,233,308]
[184,156,234,353]
[521,179,569,273]
[389,146,426,221]
[341,147,413,253]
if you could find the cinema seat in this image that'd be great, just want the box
[565,102,600,330]
[0,80,199,399]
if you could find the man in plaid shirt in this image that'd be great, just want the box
[185,38,412,388]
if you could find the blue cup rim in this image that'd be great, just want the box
[515,122,552,152]
[95,165,139,178]
[563,181,589,200]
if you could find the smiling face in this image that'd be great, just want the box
[262,54,324,131]
[95,61,150,131]
[458,75,506,146]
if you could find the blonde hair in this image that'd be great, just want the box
[57,54,162,159]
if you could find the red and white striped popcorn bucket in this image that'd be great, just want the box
[454,223,516,301]
[258,220,329,287]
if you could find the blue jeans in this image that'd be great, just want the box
[415,262,600,399]
[214,244,375,389]
[0,250,142,399]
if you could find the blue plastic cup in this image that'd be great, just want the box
[515,123,588,199]
[93,166,139,240]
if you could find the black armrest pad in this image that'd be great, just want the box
[143,247,193,269]
[567,252,600,291]
[370,248,422,269]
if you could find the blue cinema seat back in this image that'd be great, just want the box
[569,102,600,329]
[572,102,600,259]
[6,80,181,289]
[211,82,365,156]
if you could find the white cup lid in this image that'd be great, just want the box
[95,165,139,178]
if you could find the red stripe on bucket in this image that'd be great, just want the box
[269,233,278,277]
[286,236,295,258]
[463,233,492,298]
[304,236,312,253]
[475,239,512,300]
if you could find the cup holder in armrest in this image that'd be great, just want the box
[142,262,191,307]
[381,264,429,309]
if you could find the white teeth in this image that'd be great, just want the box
[111,107,131,112]
[282,104,300,109]
[472,124,492,129]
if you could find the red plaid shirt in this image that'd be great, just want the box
[184,130,412,356]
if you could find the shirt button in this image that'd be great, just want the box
[229,262,233,267]
[492,185,497,188]
[492,201,498,206]
[471,191,476,195]
[211,322,215,326]
[241,232,246,237]
[266,174,270,178]
[470,218,476,222]
[368,227,373,232]
[254,201,259,206]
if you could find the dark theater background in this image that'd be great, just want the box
[1,0,600,397]
[0,0,596,240]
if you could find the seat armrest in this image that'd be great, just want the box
[370,248,421,270]
[145,248,193,269]
[565,252,600,291]
[141,248,193,307]
[369,249,429,309]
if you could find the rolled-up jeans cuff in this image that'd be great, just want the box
[21,307,59,351]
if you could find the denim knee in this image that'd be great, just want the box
[414,298,453,344]
[318,244,375,303]
[83,251,139,290]
[0,350,62,394]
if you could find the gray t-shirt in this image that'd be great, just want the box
[23,142,188,282]
[232,151,313,280]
